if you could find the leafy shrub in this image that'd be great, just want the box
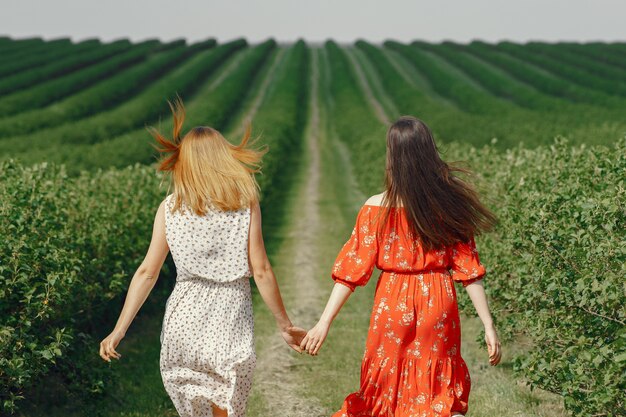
[0,160,172,414]
[451,138,626,417]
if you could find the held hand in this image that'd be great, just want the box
[281,325,308,353]
[485,325,502,366]
[300,320,330,356]
[99,330,124,362]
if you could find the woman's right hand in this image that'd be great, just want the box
[485,325,501,366]
[300,320,331,356]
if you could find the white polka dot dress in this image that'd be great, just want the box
[159,193,255,417]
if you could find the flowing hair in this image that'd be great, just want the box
[379,116,497,251]
[148,97,267,214]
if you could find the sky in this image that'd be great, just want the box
[1,0,624,44]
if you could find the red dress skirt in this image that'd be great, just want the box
[331,205,486,417]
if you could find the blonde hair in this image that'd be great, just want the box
[149,97,267,215]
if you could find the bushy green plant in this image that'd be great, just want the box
[0,160,171,414]
[455,138,626,416]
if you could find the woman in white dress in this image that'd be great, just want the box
[99,98,306,417]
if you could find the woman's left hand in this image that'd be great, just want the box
[99,330,124,362]
[300,320,330,356]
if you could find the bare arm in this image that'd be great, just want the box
[465,280,502,365]
[248,201,305,352]
[300,282,352,355]
[319,283,353,326]
[464,280,493,328]
[99,200,170,362]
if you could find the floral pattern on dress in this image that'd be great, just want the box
[331,204,487,417]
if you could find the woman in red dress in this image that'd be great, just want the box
[301,116,502,417]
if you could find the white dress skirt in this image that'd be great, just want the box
[159,194,256,417]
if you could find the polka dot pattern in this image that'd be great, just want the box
[160,194,255,417]
[163,193,252,283]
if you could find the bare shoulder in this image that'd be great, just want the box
[157,194,172,218]
[249,198,261,214]
[161,193,172,209]
[364,192,385,207]
[159,195,171,211]
[156,199,167,219]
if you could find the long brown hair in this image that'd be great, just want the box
[380,116,497,251]
[148,97,267,214]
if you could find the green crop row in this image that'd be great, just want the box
[56,39,277,174]
[0,160,171,414]
[0,37,43,52]
[321,41,388,191]
[0,40,162,117]
[0,39,101,78]
[561,42,626,69]
[395,41,510,114]
[0,39,240,159]
[378,41,560,147]
[524,42,626,85]
[380,41,626,146]
[0,40,134,95]
[0,37,61,61]
[413,41,564,111]
[0,42,189,137]
[496,42,626,99]
[464,42,618,107]
[248,40,310,214]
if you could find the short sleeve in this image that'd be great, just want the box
[331,206,378,292]
[449,235,486,287]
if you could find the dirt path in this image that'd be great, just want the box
[249,47,327,417]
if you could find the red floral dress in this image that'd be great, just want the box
[331,204,486,417]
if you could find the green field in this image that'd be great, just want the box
[1,37,624,417]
